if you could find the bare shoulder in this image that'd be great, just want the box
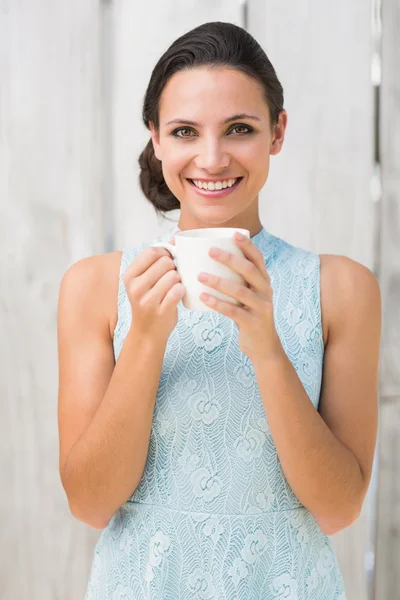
[319,254,381,347]
[59,250,122,340]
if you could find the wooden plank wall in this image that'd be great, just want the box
[0,2,104,599]
[374,0,400,597]
[0,1,387,599]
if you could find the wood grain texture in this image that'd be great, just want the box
[376,0,400,399]
[374,0,400,596]
[0,1,104,598]
[375,401,400,599]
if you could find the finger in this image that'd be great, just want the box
[145,268,182,305]
[198,273,264,312]
[125,246,171,280]
[127,255,176,300]
[200,292,246,322]
[209,245,268,291]
[160,281,186,312]
[234,235,270,279]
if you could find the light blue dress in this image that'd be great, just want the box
[85,224,347,600]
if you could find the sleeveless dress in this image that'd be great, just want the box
[84,224,347,600]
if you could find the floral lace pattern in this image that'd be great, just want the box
[85,225,347,599]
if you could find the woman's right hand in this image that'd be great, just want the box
[122,238,186,342]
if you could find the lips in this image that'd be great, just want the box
[187,177,243,190]
[185,177,244,201]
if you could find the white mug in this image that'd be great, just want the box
[153,227,250,311]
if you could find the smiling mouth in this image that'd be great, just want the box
[187,178,243,191]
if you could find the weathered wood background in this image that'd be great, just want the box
[1,0,397,598]
[374,0,400,598]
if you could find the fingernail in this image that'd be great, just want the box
[235,232,245,241]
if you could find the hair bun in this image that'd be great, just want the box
[138,139,180,213]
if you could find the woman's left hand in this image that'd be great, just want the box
[197,232,283,361]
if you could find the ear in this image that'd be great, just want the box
[270,110,288,156]
[149,121,162,161]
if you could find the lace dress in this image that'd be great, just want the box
[84,224,347,600]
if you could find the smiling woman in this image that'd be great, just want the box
[138,23,287,235]
[57,20,380,600]
[145,63,286,234]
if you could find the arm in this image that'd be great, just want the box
[57,254,167,530]
[250,255,381,535]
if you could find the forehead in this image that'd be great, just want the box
[159,67,268,123]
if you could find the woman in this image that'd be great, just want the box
[57,21,381,599]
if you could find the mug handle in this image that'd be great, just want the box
[152,241,177,259]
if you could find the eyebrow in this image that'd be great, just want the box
[165,113,261,127]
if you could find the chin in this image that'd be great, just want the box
[191,208,244,227]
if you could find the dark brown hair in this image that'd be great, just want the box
[138,21,284,215]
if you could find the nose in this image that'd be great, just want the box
[194,137,230,172]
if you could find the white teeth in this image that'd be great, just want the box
[192,178,239,190]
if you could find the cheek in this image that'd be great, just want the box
[162,145,190,176]
[235,137,269,164]
[160,155,188,194]
[240,147,270,182]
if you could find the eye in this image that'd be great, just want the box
[171,127,196,138]
[230,124,252,135]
